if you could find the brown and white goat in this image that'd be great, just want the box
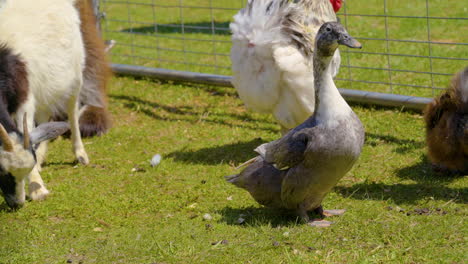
[0,0,88,208]
[424,66,468,174]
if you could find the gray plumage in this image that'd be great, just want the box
[227,22,365,222]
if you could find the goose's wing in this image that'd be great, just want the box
[278,125,325,209]
[227,127,312,208]
[258,125,320,208]
[226,158,286,208]
[257,127,312,170]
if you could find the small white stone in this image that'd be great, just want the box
[283,231,290,237]
[150,154,162,167]
[203,213,213,221]
[237,217,245,224]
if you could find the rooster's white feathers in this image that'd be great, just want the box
[230,0,340,129]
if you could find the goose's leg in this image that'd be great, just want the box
[307,205,345,227]
[314,205,346,217]
[322,209,346,217]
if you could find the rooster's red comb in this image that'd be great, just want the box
[329,0,343,13]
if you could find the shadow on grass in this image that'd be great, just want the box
[167,138,264,165]
[365,132,425,154]
[42,161,79,169]
[110,94,277,133]
[335,182,467,205]
[349,102,422,115]
[113,75,238,98]
[396,155,467,182]
[0,203,13,212]
[217,206,306,227]
[121,21,231,35]
[0,192,15,212]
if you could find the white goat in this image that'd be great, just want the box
[0,0,88,207]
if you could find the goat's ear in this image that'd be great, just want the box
[30,122,70,145]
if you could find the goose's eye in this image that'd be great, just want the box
[326,27,331,32]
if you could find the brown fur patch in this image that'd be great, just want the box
[424,67,468,173]
[9,55,28,114]
[79,106,111,137]
[0,46,28,132]
[76,0,112,137]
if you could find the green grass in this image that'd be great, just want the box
[0,76,466,263]
[101,0,468,98]
[1,1,467,263]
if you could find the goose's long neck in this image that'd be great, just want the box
[313,50,350,119]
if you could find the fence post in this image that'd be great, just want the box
[92,0,102,33]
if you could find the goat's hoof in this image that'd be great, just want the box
[28,182,50,201]
[75,150,89,165]
[77,155,89,165]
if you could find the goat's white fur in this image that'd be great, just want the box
[0,0,88,201]
[0,133,35,205]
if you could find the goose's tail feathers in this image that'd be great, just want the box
[226,156,262,187]
[225,173,240,183]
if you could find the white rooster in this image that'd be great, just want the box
[230,0,342,132]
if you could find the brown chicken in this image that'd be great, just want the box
[424,67,468,174]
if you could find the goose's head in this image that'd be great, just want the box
[315,22,361,57]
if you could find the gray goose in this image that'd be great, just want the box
[227,22,364,226]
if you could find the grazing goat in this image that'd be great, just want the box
[53,0,112,137]
[424,66,468,174]
[0,0,88,208]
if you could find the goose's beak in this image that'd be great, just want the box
[339,35,362,49]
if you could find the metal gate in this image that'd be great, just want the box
[97,0,468,110]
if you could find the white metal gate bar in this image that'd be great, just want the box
[111,63,432,111]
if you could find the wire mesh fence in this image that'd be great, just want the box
[99,0,468,99]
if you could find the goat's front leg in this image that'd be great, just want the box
[14,100,49,200]
[34,142,48,171]
[68,93,89,165]
[33,113,51,171]
[27,165,49,201]
[15,103,47,171]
